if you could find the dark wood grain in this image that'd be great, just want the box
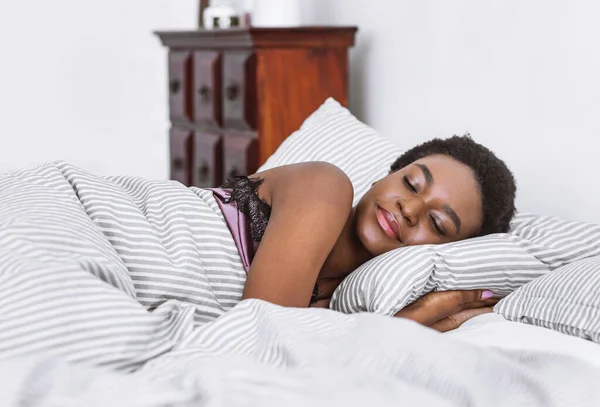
[168,51,193,122]
[255,47,349,164]
[156,26,357,187]
[223,131,259,179]
[193,51,222,126]
[222,51,257,130]
[193,131,223,187]
[169,128,193,185]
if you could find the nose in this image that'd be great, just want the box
[398,197,425,227]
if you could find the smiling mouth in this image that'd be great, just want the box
[375,206,402,242]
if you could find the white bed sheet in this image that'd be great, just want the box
[447,313,600,368]
[4,301,600,407]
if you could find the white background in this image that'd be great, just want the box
[0,0,197,178]
[0,1,598,223]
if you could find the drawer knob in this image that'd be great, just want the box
[198,85,211,103]
[172,157,184,170]
[225,83,239,101]
[169,79,181,94]
[198,162,210,182]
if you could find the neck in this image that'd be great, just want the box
[320,207,373,279]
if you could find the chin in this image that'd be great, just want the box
[356,225,396,257]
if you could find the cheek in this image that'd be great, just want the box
[355,205,378,244]
[406,225,439,246]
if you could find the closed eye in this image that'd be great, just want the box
[430,215,446,236]
[403,176,417,193]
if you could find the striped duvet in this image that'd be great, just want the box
[0,161,246,369]
[0,161,599,406]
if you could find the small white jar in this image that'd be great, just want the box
[251,0,302,27]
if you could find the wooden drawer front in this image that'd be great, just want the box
[192,132,223,188]
[168,51,192,122]
[193,51,222,127]
[169,128,193,185]
[223,131,259,180]
[222,51,257,130]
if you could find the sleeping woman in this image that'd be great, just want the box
[211,135,516,332]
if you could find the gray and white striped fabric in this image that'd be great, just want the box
[258,98,402,206]
[3,300,600,407]
[3,162,599,406]
[255,97,600,340]
[331,212,600,317]
[0,161,246,370]
[496,256,600,343]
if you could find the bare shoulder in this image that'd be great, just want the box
[243,162,353,306]
[254,162,353,207]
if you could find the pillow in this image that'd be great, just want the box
[494,256,600,343]
[330,212,600,316]
[258,98,402,205]
[257,97,600,326]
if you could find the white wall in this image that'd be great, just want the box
[1,1,598,223]
[300,0,600,223]
[0,0,197,179]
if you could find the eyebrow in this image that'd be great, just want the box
[443,205,462,235]
[414,163,462,234]
[415,163,434,186]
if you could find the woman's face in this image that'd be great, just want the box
[354,154,483,257]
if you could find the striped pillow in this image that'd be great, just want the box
[256,97,600,332]
[330,212,600,316]
[258,98,402,206]
[495,256,600,343]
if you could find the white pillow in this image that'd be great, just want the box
[258,98,402,206]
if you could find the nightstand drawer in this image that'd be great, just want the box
[168,51,192,122]
[193,51,222,127]
[223,131,258,180]
[222,51,256,131]
[169,128,193,185]
[192,131,223,188]
[157,27,357,187]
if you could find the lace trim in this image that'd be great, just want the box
[221,176,271,242]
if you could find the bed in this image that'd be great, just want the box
[0,159,598,406]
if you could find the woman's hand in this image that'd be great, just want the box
[395,290,499,332]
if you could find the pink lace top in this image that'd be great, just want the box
[208,187,258,274]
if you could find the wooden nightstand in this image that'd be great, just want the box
[155,26,357,188]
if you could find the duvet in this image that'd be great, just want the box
[0,162,598,407]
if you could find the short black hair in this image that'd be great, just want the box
[390,134,516,236]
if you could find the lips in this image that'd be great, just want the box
[376,206,402,242]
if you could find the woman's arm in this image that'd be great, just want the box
[242,162,353,307]
[395,290,499,332]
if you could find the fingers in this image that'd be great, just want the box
[459,298,499,310]
[395,300,445,326]
[395,289,496,327]
[430,306,494,333]
[444,289,495,305]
